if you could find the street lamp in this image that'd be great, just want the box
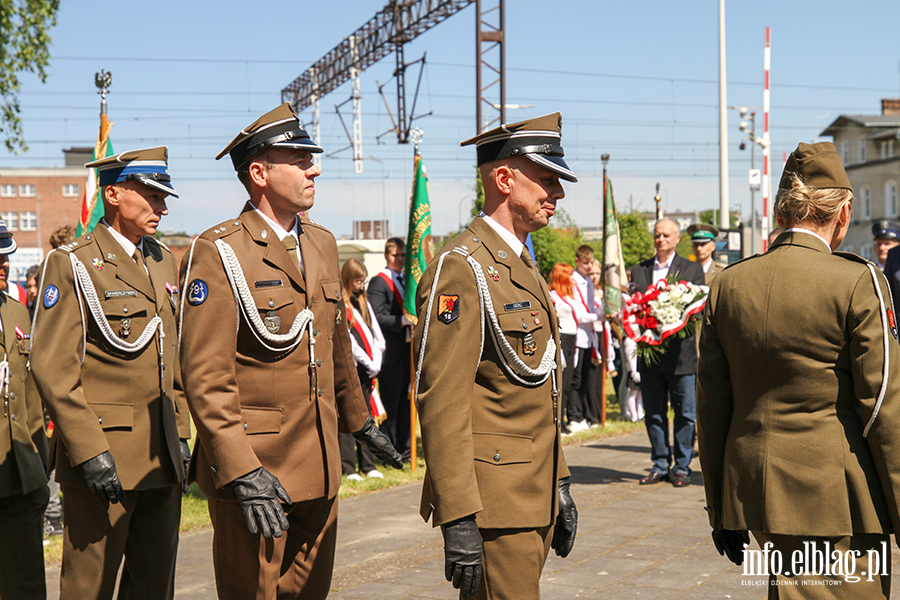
[730,105,769,255]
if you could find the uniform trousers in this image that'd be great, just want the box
[208,495,338,600]
[0,485,50,600]
[59,484,180,600]
[752,531,890,600]
[463,524,552,600]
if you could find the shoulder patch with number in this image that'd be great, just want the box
[437,294,459,324]
[187,279,208,306]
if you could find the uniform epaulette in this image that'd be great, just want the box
[721,251,765,271]
[200,219,242,241]
[299,215,327,234]
[833,251,877,268]
[148,236,171,253]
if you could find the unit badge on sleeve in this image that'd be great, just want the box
[437,294,459,324]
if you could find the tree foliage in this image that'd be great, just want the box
[0,0,60,153]
[617,210,654,267]
[532,209,585,277]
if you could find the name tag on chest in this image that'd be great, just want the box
[255,279,284,288]
[503,301,531,311]
[105,290,137,299]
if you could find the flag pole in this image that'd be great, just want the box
[407,129,423,474]
[600,153,610,427]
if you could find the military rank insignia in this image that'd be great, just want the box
[889,308,898,339]
[437,294,459,324]
[92,257,105,271]
[487,266,500,281]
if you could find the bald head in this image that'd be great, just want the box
[654,219,680,263]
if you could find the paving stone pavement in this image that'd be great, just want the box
[45,430,900,598]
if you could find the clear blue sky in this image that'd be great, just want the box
[4,0,900,238]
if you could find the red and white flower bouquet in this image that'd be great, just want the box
[622,277,709,365]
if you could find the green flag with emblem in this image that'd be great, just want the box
[404,153,433,323]
[602,175,627,316]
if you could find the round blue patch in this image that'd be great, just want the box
[43,285,60,309]
[187,279,208,306]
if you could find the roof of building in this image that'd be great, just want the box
[821,114,900,137]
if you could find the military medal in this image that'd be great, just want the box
[487,266,500,281]
[523,333,537,355]
[92,257,105,271]
[532,311,541,326]
[119,318,132,339]
[264,313,281,333]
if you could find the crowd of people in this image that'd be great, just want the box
[5,99,900,600]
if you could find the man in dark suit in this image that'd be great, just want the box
[630,218,704,488]
[368,238,411,460]
[883,244,900,308]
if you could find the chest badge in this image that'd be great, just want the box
[264,314,281,333]
[92,257,105,271]
[119,318,132,339]
[437,294,460,324]
[523,333,537,355]
[532,310,541,326]
[487,266,500,282]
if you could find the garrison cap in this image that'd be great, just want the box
[85,146,179,198]
[778,141,852,191]
[687,223,719,242]
[872,219,900,241]
[460,112,577,182]
[216,102,323,171]
[0,220,16,254]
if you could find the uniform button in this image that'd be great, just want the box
[335,291,340,299]
[8,392,14,400]
[210,466,217,474]
[268,300,275,308]
[473,237,479,243]
[313,328,318,337]
[317,389,323,397]
[233,221,240,226]
[493,453,501,462]
[98,417,103,424]
[123,307,129,314]
[243,423,248,430]
[522,321,527,329]
[316,359,322,367]
[10,414,16,421]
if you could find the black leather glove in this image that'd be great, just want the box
[712,529,749,566]
[82,450,125,504]
[551,477,578,557]
[442,515,483,598]
[352,416,403,469]
[179,439,192,494]
[232,467,292,539]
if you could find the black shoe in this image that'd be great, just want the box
[671,472,690,487]
[639,471,667,485]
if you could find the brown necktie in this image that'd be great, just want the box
[521,247,536,269]
[281,235,304,277]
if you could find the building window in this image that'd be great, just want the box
[840,141,850,165]
[0,184,15,198]
[858,140,867,163]
[861,245,873,261]
[887,181,899,219]
[18,184,36,197]
[861,186,871,220]
[62,183,79,197]
[18,211,36,231]
[890,140,895,159]
[1,212,18,230]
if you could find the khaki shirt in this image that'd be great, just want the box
[698,231,900,537]
[31,226,190,490]
[178,204,369,503]
[414,217,569,529]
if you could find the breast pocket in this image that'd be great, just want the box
[497,310,546,367]
[97,296,150,345]
[249,287,296,335]
[321,279,342,339]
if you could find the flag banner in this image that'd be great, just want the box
[403,153,434,323]
[78,114,113,235]
[602,175,628,316]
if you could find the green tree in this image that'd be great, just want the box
[699,209,740,228]
[618,210,654,267]
[470,169,485,218]
[532,209,585,277]
[0,0,60,153]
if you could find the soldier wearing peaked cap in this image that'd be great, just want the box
[687,223,725,284]
[414,113,577,599]
[0,220,51,600]
[178,102,402,599]
[698,141,900,597]
[871,219,900,269]
[30,146,191,599]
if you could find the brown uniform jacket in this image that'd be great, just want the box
[698,231,900,538]
[704,260,725,285]
[31,225,190,490]
[414,217,569,529]
[178,205,369,503]
[0,294,47,498]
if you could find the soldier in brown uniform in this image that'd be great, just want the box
[30,147,191,599]
[698,141,900,598]
[178,103,401,599]
[414,113,578,599]
[0,220,50,600]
